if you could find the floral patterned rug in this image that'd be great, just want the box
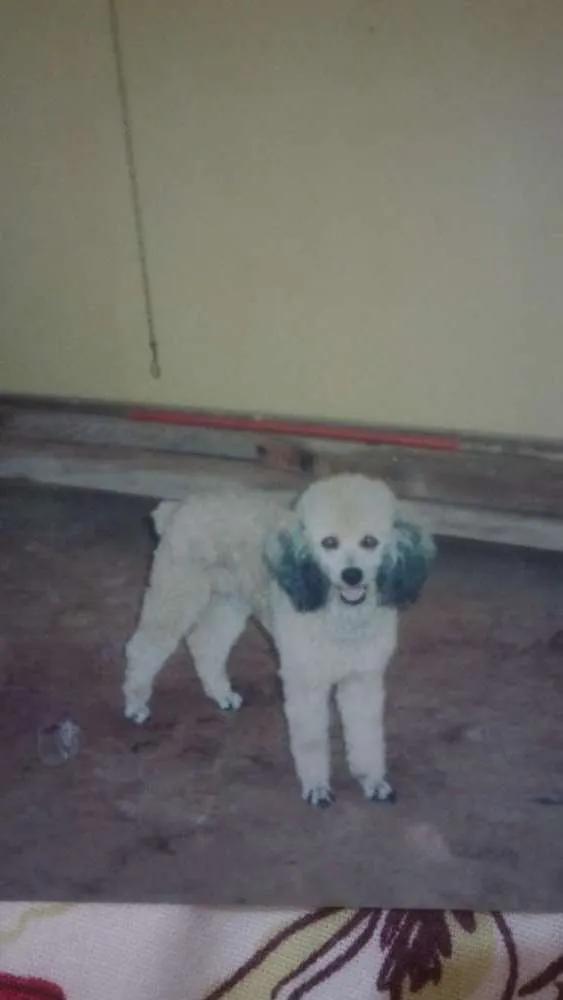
[1,904,563,999]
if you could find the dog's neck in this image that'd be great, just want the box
[320,586,385,637]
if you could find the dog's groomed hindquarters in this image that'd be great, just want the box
[123,475,435,806]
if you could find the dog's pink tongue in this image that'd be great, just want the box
[341,585,366,602]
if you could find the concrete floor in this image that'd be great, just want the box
[1,480,563,909]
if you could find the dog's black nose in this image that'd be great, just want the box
[341,567,364,586]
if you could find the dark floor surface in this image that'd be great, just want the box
[1,480,563,908]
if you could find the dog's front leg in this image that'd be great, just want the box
[282,677,333,807]
[336,673,396,803]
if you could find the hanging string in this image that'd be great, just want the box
[108,0,161,379]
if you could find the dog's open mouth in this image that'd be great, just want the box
[339,584,368,606]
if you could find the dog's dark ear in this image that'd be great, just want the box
[376,519,436,609]
[264,524,329,613]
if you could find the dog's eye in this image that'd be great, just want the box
[321,535,339,550]
[360,535,379,549]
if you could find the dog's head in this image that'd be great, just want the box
[264,474,435,613]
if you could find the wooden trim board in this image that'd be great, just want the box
[1,435,563,553]
[3,404,563,519]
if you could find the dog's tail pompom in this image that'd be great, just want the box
[151,500,180,538]
[376,519,436,609]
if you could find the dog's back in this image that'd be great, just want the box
[150,488,288,626]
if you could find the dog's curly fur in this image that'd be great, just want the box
[123,474,435,806]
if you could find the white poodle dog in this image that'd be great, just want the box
[123,474,435,807]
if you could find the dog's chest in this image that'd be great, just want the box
[319,602,395,656]
[273,593,397,687]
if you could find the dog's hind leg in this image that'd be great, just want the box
[186,596,249,711]
[123,554,211,724]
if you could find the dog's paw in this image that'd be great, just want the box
[124,704,151,725]
[217,690,243,712]
[364,778,396,804]
[304,786,335,809]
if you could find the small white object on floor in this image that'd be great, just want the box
[37,715,81,765]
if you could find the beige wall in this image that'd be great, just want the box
[0,0,147,401]
[2,1,563,439]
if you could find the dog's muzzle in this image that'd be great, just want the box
[339,567,367,605]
